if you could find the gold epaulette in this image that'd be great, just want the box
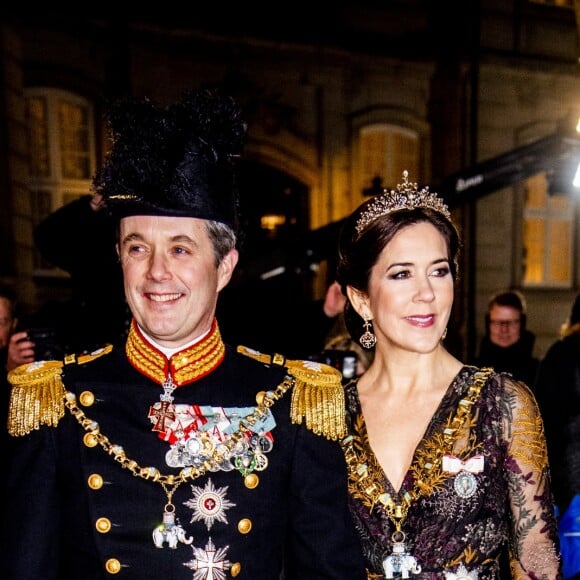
[6,345,113,437]
[286,359,346,441]
[7,360,66,437]
[237,345,346,441]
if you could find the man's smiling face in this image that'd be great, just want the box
[118,215,238,348]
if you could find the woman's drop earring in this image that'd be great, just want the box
[359,318,377,349]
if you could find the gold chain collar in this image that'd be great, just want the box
[64,375,294,516]
[341,368,492,534]
[65,376,293,487]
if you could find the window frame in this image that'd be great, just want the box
[357,124,420,194]
[25,88,96,275]
[522,172,576,288]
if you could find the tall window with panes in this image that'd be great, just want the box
[523,172,575,287]
[26,88,96,273]
[359,125,419,194]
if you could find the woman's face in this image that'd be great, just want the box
[349,221,454,354]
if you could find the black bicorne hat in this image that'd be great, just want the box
[93,89,247,231]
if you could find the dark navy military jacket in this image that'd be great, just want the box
[2,344,365,579]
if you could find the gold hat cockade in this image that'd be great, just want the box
[355,170,451,237]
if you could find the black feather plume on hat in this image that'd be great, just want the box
[93,89,247,231]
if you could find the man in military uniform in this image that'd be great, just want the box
[2,90,365,579]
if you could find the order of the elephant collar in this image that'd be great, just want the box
[125,318,225,386]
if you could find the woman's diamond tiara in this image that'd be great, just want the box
[355,170,451,236]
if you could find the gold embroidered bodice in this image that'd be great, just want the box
[342,366,562,579]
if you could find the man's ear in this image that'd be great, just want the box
[217,249,239,292]
[346,286,371,320]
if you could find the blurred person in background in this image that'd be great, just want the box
[535,293,580,580]
[474,289,539,386]
[0,284,33,524]
[0,284,18,369]
[32,190,129,354]
[317,280,374,381]
[0,284,37,373]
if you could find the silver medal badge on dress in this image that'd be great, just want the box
[454,471,477,498]
[442,454,484,499]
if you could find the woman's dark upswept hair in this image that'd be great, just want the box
[336,206,462,347]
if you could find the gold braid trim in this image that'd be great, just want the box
[237,345,345,441]
[7,361,66,436]
[126,323,167,384]
[236,345,276,366]
[126,319,225,385]
[286,360,345,441]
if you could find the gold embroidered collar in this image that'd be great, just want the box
[125,318,225,386]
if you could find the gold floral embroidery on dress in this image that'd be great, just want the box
[506,381,549,473]
[447,546,488,569]
[342,369,492,525]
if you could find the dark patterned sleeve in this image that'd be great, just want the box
[501,376,563,579]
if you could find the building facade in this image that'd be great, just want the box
[1,1,579,361]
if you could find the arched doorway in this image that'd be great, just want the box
[235,159,310,282]
[218,160,326,358]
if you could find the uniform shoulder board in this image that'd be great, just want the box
[7,360,66,437]
[69,343,114,366]
[236,344,279,366]
[237,345,345,441]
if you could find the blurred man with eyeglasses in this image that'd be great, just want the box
[0,285,18,361]
[475,289,539,386]
[0,284,34,528]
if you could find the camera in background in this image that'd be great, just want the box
[313,349,359,382]
[26,327,65,361]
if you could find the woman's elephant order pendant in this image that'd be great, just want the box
[382,540,422,579]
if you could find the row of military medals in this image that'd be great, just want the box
[148,374,272,548]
